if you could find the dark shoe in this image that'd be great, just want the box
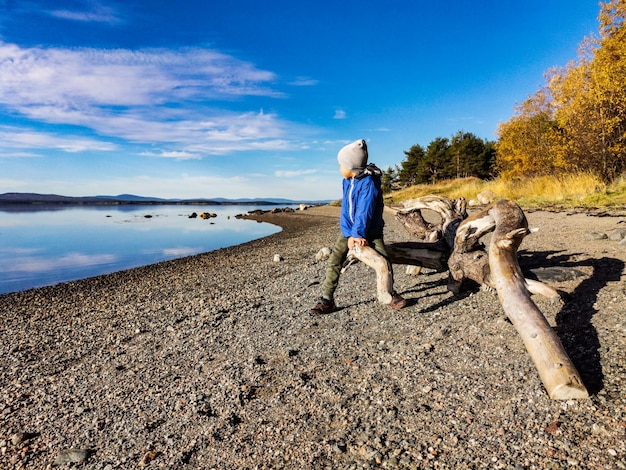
[310,297,337,315]
[389,292,408,310]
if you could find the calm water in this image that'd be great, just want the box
[0,204,290,295]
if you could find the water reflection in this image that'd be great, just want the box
[0,204,286,294]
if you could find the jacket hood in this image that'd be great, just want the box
[354,163,382,179]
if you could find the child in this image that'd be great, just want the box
[310,139,407,314]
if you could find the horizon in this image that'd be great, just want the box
[0,191,331,203]
[0,1,600,201]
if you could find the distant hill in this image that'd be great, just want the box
[95,194,174,202]
[0,192,332,206]
[0,192,109,204]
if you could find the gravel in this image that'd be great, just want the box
[1,205,625,469]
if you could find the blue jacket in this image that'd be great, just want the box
[339,166,384,239]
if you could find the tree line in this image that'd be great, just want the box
[391,0,626,192]
[383,131,496,193]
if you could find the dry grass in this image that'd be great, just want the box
[386,173,626,209]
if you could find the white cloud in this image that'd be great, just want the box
[334,109,346,119]
[274,169,318,178]
[0,151,42,158]
[0,42,307,155]
[47,2,122,24]
[289,77,319,86]
[0,126,117,152]
[0,247,42,255]
[0,43,280,107]
[140,151,202,160]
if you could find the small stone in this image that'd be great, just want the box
[10,433,25,446]
[53,448,90,466]
[608,228,626,241]
[333,443,347,453]
[273,254,283,262]
[586,231,608,240]
[315,247,331,261]
[138,450,159,466]
[546,421,560,433]
[477,190,496,204]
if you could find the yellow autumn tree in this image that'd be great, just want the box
[591,0,626,179]
[497,0,626,182]
[496,89,568,178]
[546,47,598,175]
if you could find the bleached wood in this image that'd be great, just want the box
[391,196,467,249]
[340,196,587,398]
[386,241,449,271]
[384,196,585,398]
[487,200,588,399]
[349,245,393,304]
[525,279,561,301]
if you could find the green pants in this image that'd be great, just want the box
[322,234,390,299]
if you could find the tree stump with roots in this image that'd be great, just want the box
[346,195,588,399]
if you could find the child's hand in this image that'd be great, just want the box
[348,237,368,249]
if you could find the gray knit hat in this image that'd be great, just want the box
[337,139,368,171]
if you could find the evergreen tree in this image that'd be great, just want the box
[479,141,497,178]
[419,137,450,183]
[381,166,398,194]
[448,131,497,179]
[398,133,496,188]
[398,144,425,186]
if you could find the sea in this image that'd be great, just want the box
[0,204,296,295]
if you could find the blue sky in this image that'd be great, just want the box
[0,1,600,201]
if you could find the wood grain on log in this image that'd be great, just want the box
[390,196,467,249]
[386,241,449,271]
[446,207,496,292]
[487,200,588,399]
[349,245,393,304]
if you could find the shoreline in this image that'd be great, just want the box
[0,203,309,297]
[1,206,624,468]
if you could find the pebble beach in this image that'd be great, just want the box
[1,205,625,469]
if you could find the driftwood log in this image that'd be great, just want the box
[347,245,393,305]
[348,195,588,399]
